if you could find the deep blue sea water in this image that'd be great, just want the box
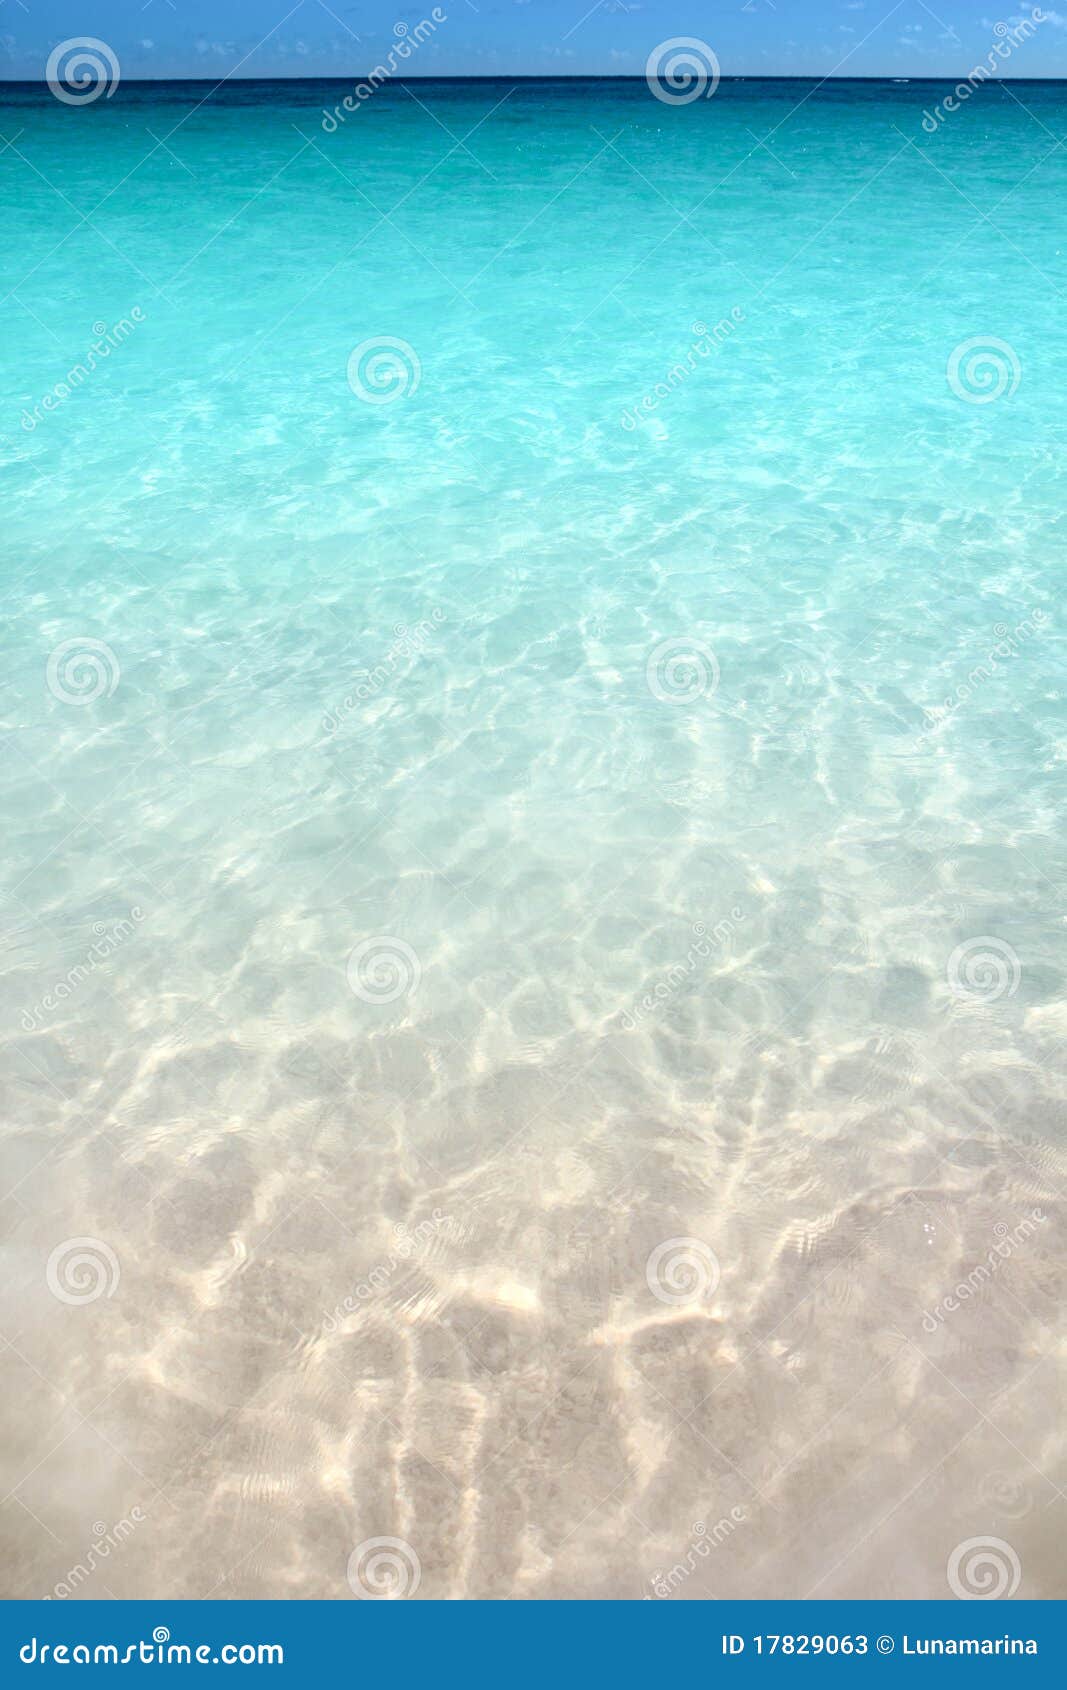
[0,77,1064,1599]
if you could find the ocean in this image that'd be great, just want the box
[0,74,1064,1599]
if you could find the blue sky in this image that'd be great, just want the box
[4,2,1067,80]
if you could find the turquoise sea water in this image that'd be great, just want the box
[1,77,1065,1599]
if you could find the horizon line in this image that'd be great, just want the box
[5,72,1067,86]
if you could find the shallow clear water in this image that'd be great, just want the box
[1,76,1064,1600]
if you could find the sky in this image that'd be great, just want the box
[3,1,1067,81]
